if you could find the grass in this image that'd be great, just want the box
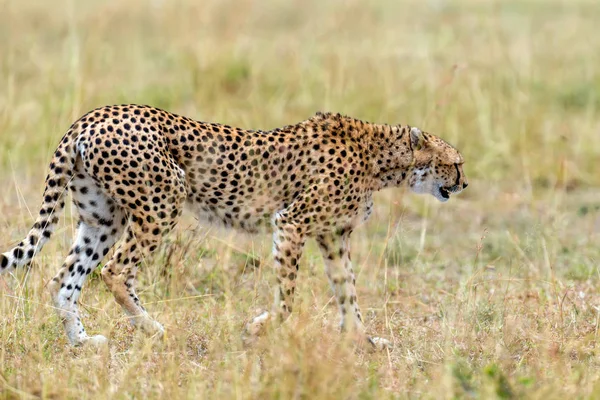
[1,0,600,398]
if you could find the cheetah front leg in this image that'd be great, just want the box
[316,231,391,351]
[245,217,305,339]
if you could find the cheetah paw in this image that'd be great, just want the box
[243,311,271,345]
[139,319,165,339]
[368,336,392,351]
[79,334,108,347]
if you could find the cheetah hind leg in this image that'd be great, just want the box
[48,167,126,347]
[100,225,168,339]
[48,219,123,346]
[99,197,186,339]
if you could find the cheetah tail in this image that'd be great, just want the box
[1,132,78,274]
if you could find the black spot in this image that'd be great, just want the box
[13,248,24,259]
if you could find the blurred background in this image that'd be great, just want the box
[1,0,599,398]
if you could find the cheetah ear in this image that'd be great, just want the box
[410,127,424,151]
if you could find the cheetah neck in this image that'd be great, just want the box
[360,123,416,192]
[311,115,417,191]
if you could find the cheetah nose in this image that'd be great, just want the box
[463,182,468,189]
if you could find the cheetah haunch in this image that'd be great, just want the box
[1,105,467,348]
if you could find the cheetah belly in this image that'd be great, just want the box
[184,197,280,233]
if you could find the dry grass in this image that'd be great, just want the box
[1,0,600,398]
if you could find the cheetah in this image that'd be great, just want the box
[0,105,467,348]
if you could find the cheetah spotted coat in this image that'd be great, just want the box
[1,105,467,347]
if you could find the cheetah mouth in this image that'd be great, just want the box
[438,184,463,201]
[439,187,451,200]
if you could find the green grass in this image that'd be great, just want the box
[1,0,600,398]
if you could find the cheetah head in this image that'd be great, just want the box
[407,127,468,202]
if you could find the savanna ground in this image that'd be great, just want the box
[0,0,599,398]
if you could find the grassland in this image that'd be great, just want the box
[1,0,600,398]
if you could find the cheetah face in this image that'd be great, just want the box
[408,128,468,202]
